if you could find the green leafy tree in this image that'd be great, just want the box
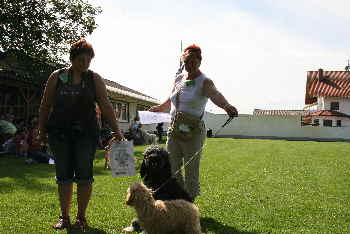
[0,0,102,65]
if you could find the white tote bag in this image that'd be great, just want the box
[108,140,136,177]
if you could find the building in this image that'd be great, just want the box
[0,51,160,132]
[303,69,350,127]
[102,79,160,131]
[204,69,350,141]
[0,50,56,122]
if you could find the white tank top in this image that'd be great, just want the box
[170,73,209,118]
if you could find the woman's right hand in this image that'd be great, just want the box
[149,105,161,112]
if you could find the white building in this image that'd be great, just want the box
[303,69,350,127]
[102,79,161,132]
[204,69,350,141]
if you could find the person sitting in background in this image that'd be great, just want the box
[129,116,144,145]
[1,136,16,156]
[13,128,29,158]
[156,123,164,143]
[0,118,17,154]
[130,116,141,133]
[26,119,53,164]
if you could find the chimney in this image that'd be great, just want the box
[318,68,324,81]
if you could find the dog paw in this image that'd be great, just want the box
[122,226,134,232]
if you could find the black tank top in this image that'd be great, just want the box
[47,68,98,137]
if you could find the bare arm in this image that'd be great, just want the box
[149,75,183,112]
[93,73,123,140]
[149,98,171,112]
[38,71,59,142]
[203,79,238,117]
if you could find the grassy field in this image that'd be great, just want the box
[0,138,350,234]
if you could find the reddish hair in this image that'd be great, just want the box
[69,38,95,61]
[183,44,202,60]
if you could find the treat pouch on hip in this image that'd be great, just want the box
[109,140,135,177]
[170,111,201,140]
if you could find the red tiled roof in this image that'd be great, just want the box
[305,70,350,104]
[307,110,350,118]
[253,109,308,116]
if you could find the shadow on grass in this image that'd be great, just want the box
[201,217,259,234]
[0,155,57,194]
[66,226,107,234]
[0,148,145,194]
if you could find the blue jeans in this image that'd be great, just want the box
[48,132,97,184]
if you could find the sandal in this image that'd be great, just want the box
[73,216,88,229]
[52,216,70,229]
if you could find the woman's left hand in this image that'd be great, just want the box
[111,129,124,142]
[149,105,161,112]
[224,104,238,117]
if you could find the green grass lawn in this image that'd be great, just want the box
[1,138,350,234]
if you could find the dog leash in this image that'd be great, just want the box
[213,116,234,137]
[152,141,207,195]
[153,117,234,194]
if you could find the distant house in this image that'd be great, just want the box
[303,69,350,127]
[102,79,160,131]
[204,68,350,141]
[252,69,350,128]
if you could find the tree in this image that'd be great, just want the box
[0,0,102,64]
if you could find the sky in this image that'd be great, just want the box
[86,0,350,114]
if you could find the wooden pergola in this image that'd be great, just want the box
[0,71,41,122]
[0,50,59,122]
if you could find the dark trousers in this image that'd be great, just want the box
[48,132,97,184]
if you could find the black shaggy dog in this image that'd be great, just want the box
[123,145,192,233]
[140,145,192,202]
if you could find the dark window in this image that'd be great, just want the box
[137,104,150,112]
[136,104,150,118]
[313,119,319,125]
[115,102,129,122]
[337,120,341,127]
[330,102,339,111]
[323,120,332,127]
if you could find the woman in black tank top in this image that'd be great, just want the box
[38,39,124,230]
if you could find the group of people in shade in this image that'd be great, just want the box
[0,115,54,164]
[36,39,238,230]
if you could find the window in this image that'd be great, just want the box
[323,119,332,127]
[313,119,319,125]
[330,102,339,111]
[337,120,342,127]
[137,104,150,112]
[115,102,129,122]
[136,104,150,117]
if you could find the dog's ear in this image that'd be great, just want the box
[140,160,146,178]
[126,188,134,206]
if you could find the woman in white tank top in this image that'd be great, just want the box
[149,44,238,201]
